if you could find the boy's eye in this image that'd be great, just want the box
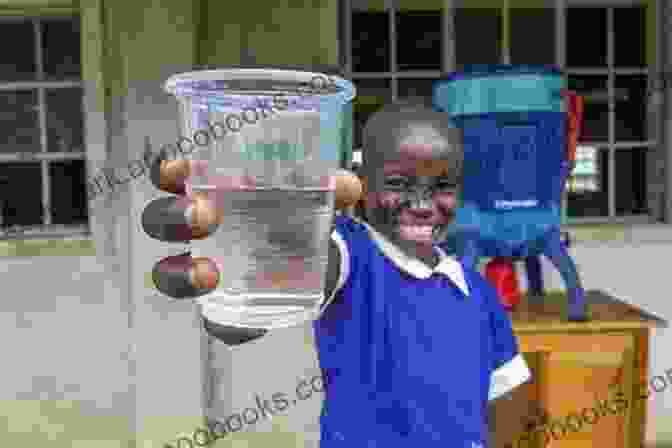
[436,180,457,191]
[385,177,408,188]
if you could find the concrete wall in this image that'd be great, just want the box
[2,239,672,447]
[0,255,133,447]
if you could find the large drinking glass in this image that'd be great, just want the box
[164,69,356,329]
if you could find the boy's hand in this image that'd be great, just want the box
[140,150,360,341]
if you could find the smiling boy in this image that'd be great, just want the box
[147,97,531,447]
[309,99,531,447]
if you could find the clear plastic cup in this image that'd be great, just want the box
[164,69,356,329]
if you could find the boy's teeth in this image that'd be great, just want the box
[401,225,433,237]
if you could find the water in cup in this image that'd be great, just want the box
[164,70,355,329]
[192,112,336,328]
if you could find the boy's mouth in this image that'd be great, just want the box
[398,224,435,243]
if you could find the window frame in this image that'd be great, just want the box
[340,0,661,225]
[562,4,657,223]
[0,14,89,240]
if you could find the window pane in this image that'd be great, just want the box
[396,10,442,71]
[566,8,606,68]
[0,163,43,227]
[398,78,437,101]
[352,11,389,72]
[0,20,36,81]
[615,75,648,142]
[510,6,555,65]
[41,18,81,79]
[615,149,648,215]
[455,7,502,68]
[0,91,40,155]
[352,78,391,148]
[567,147,608,218]
[46,88,84,152]
[614,6,646,68]
[49,159,88,225]
[567,75,608,142]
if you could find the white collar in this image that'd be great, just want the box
[357,219,470,296]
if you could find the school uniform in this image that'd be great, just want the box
[313,214,531,448]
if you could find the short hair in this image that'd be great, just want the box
[361,97,463,173]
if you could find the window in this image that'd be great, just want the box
[0,16,87,239]
[345,0,448,168]
[455,4,501,68]
[341,0,658,223]
[564,6,653,221]
[509,0,555,66]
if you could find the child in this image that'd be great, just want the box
[312,99,531,447]
[147,98,531,447]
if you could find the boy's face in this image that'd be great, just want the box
[364,143,459,258]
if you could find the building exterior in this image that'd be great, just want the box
[0,0,671,447]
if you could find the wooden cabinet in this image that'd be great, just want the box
[489,291,667,448]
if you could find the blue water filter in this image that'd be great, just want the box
[433,64,587,321]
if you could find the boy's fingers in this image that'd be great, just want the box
[141,192,223,242]
[334,169,362,209]
[146,163,359,242]
[152,253,220,298]
[150,157,211,195]
[150,143,362,209]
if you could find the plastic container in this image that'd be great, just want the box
[164,68,356,329]
[433,65,566,256]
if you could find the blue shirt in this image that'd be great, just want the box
[313,215,531,448]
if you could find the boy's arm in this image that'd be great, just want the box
[486,283,531,401]
[483,278,533,445]
[324,230,343,304]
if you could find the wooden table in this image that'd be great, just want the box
[489,290,667,448]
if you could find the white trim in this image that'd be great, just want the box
[315,217,471,316]
[434,246,470,296]
[488,353,531,401]
[317,229,351,314]
[359,218,470,296]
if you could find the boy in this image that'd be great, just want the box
[146,99,531,447]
